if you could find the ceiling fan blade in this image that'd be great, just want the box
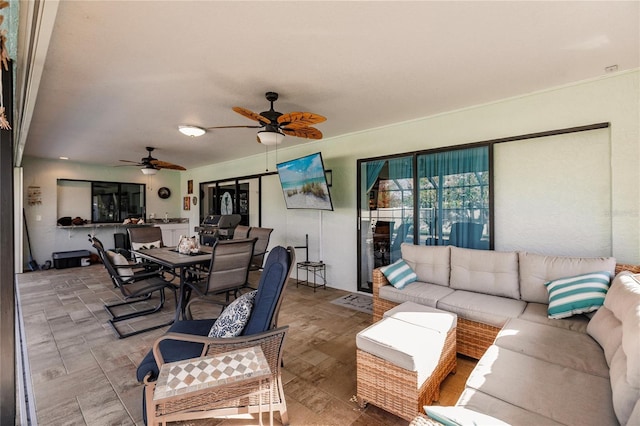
[278,112,326,128]
[232,107,271,125]
[205,125,263,129]
[282,126,323,139]
[119,159,142,165]
[150,159,186,171]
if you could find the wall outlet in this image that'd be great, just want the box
[36,215,42,221]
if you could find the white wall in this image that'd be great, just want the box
[21,157,182,266]
[22,70,640,287]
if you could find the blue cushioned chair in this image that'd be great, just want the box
[137,245,295,425]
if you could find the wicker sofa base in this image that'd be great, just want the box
[356,327,457,421]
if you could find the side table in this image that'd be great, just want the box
[296,260,327,292]
[147,346,273,426]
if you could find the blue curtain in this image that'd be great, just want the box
[418,146,489,249]
[365,161,385,192]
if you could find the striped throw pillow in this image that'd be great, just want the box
[380,259,417,289]
[544,271,611,319]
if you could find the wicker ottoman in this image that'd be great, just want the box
[356,302,457,421]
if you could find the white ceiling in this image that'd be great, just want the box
[17,1,640,171]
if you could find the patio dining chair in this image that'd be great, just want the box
[89,236,178,338]
[137,245,295,425]
[183,237,258,320]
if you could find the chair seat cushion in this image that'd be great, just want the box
[136,319,215,382]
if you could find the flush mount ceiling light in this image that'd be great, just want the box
[257,130,285,146]
[141,166,158,175]
[178,125,206,137]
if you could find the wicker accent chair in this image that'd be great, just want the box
[137,245,295,425]
[183,238,257,319]
[89,236,177,339]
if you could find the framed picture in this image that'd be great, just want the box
[187,180,193,194]
[183,196,190,211]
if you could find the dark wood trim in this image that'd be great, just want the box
[0,59,16,424]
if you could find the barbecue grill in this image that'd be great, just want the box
[195,214,242,246]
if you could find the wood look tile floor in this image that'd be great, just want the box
[17,264,475,426]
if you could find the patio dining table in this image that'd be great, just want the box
[131,246,212,321]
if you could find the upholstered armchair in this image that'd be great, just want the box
[137,245,295,425]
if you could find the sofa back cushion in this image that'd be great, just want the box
[449,247,519,299]
[518,252,616,304]
[587,272,640,425]
[401,243,450,286]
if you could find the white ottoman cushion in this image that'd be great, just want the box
[356,317,447,385]
[383,301,457,333]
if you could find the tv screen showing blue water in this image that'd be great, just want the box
[276,152,333,211]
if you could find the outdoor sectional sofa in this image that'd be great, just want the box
[372,243,640,425]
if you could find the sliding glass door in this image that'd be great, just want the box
[417,146,490,248]
[358,156,414,292]
[357,146,491,293]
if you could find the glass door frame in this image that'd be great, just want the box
[357,143,494,293]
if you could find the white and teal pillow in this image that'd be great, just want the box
[208,290,257,338]
[380,259,417,289]
[544,271,611,319]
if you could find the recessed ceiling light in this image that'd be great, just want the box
[178,125,206,137]
[59,156,69,160]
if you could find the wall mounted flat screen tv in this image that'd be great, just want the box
[276,152,334,211]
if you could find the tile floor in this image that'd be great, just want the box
[17,264,475,425]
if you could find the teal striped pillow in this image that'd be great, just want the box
[544,271,611,319]
[380,259,417,289]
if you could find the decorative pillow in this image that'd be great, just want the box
[423,406,510,426]
[130,240,162,262]
[380,259,417,290]
[208,290,257,338]
[106,250,134,277]
[544,271,611,319]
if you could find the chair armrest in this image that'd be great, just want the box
[152,326,289,374]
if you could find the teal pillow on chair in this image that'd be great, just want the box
[380,259,417,289]
[544,271,611,319]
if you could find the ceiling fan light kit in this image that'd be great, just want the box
[120,147,186,173]
[257,130,285,145]
[192,91,326,144]
[178,125,206,137]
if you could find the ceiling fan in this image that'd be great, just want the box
[119,147,186,175]
[179,92,326,145]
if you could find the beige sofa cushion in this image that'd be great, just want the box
[587,272,640,425]
[436,290,526,328]
[518,251,616,304]
[379,281,454,308]
[518,303,589,333]
[587,305,623,366]
[496,318,609,378]
[456,388,565,426]
[466,345,617,425]
[449,247,519,299]
[401,243,450,286]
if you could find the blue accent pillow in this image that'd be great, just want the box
[544,271,611,319]
[208,290,257,338]
[380,259,417,289]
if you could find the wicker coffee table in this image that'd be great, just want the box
[147,346,273,426]
[356,302,457,421]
